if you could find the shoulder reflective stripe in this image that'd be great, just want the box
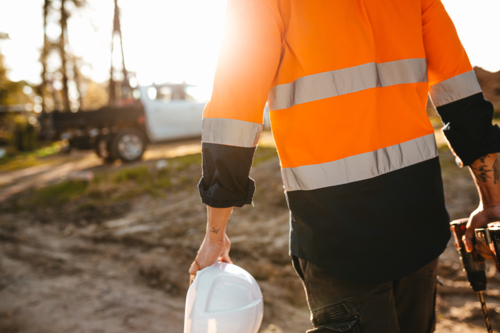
[282,134,437,192]
[269,58,427,111]
[429,70,481,107]
[202,118,263,148]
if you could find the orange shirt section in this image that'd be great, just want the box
[274,0,426,86]
[422,0,473,86]
[271,83,433,169]
[203,0,282,124]
[204,0,474,169]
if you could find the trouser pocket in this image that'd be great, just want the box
[306,316,359,333]
[307,298,362,333]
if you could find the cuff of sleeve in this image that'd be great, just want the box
[442,124,500,167]
[198,177,255,208]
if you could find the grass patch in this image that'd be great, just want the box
[112,166,153,184]
[0,141,67,173]
[27,152,202,210]
[35,180,89,205]
[2,152,205,224]
[0,155,42,172]
[170,154,202,171]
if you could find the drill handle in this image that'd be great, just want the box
[451,218,485,264]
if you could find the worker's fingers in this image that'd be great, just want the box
[188,259,200,275]
[189,274,196,286]
[220,252,233,264]
[463,234,474,253]
[463,218,475,253]
[465,209,492,253]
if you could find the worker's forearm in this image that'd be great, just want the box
[469,153,500,207]
[206,206,233,242]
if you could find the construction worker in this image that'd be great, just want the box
[189,0,500,332]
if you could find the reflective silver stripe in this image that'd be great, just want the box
[429,70,481,107]
[269,58,427,110]
[202,118,262,148]
[282,134,437,192]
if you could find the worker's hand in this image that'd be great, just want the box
[188,233,232,277]
[464,204,500,260]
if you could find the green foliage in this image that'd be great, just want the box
[0,53,29,106]
[0,141,65,172]
[13,116,37,152]
[0,50,37,156]
[0,154,40,171]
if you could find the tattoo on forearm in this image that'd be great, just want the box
[474,165,493,182]
[479,154,490,164]
[210,227,220,235]
[494,158,499,184]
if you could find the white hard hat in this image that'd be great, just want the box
[184,262,264,333]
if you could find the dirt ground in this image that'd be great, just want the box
[1,134,500,333]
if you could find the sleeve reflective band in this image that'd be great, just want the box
[202,118,263,148]
[429,70,482,107]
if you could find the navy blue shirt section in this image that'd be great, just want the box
[286,157,450,283]
[199,143,255,208]
[437,93,500,166]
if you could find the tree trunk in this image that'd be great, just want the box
[108,0,121,108]
[59,0,70,111]
[72,55,84,110]
[39,0,50,113]
[108,32,116,108]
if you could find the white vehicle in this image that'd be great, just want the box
[51,83,206,163]
[139,84,205,142]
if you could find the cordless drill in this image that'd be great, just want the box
[450,218,492,333]
[476,222,500,273]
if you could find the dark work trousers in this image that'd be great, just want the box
[292,256,439,333]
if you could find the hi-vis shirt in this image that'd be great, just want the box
[198,0,500,283]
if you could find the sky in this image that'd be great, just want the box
[0,0,498,94]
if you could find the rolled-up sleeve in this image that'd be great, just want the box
[422,0,500,166]
[198,0,283,207]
